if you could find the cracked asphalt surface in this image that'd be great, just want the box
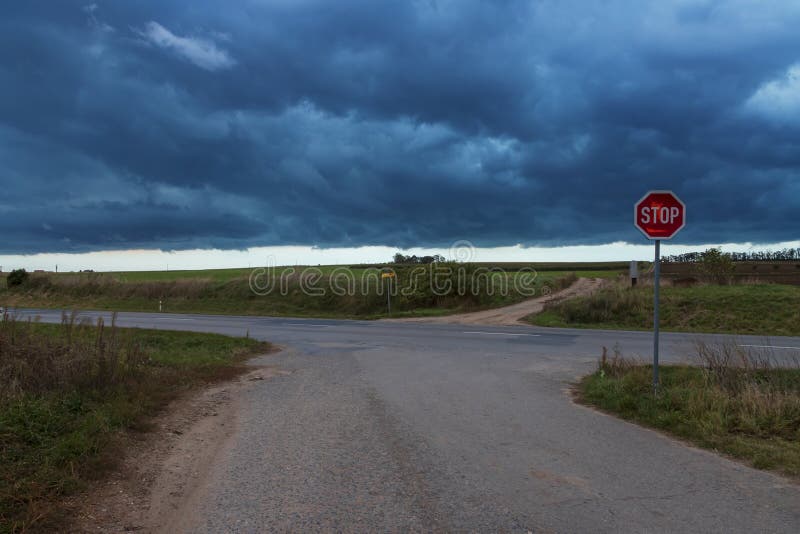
[19,309,800,532]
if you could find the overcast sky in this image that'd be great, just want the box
[1,1,799,269]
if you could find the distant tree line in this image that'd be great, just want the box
[663,248,800,263]
[392,253,446,264]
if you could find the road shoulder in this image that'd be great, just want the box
[67,363,284,533]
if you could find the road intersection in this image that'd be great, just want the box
[19,309,800,532]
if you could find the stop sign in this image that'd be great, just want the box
[634,190,686,240]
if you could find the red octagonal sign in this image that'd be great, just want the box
[634,190,686,240]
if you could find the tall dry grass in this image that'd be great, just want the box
[0,311,147,400]
[582,341,800,475]
[693,341,800,440]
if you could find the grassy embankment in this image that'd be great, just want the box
[578,344,800,477]
[0,314,270,533]
[0,263,624,319]
[529,282,800,337]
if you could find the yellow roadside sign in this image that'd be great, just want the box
[381,272,396,279]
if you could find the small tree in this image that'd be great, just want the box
[6,268,29,287]
[698,248,734,284]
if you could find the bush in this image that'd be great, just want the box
[6,268,28,287]
[698,248,735,284]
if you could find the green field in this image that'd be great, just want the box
[0,315,270,533]
[0,264,622,319]
[529,283,800,337]
[115,267,256,282]
[5,261,629,283]
[579,348,800,477]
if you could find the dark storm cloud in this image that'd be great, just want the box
[1,0,799,253]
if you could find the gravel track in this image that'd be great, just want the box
[386,277,604,325]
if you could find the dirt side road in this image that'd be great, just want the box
[386,277,604,326]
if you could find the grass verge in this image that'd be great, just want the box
[577,344,800,478]
[1,269,590,319]
[528,282,800,336]
[0,313,271,533]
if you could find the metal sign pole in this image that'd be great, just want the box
[635,190,685,395]
[653,239,661,393]
[386,277,391,315]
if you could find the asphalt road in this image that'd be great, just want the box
[18,309,800,532]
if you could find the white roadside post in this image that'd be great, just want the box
[634,191,686,393]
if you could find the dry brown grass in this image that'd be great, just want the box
[0,312,147,400]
